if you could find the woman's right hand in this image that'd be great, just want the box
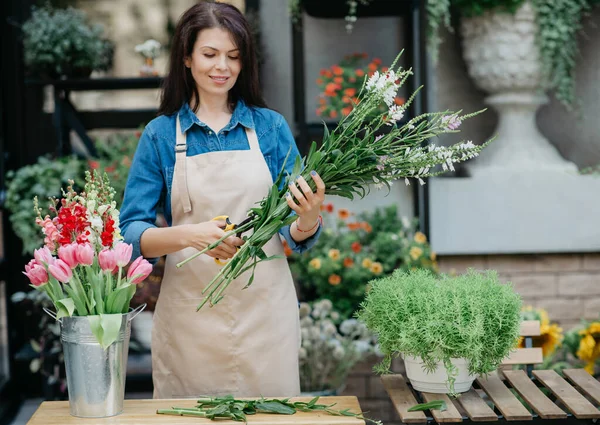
[184,221,244,259]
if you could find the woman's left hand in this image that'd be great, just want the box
[286,170,326,229]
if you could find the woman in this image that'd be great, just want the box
[120,1,325,399]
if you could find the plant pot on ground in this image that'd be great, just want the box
[357,268,523,395]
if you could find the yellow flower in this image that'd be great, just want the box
[409,246,423,261]
[414,232,427,244]
[538,323,563,357]
[328,249,341,260]
[430,251,437,261]
[309,258,322,270]
[362,258,373,268]
[370,262,383,275]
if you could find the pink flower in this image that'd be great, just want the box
[48,259,72,283]
[36,216,60,248]
[126,256,153,284]
[23,260,48,287]
[58,243,79,269]
[76,243,94,266]
[33,247,54,265]
[98,249,117,272]
[113,242,133,268]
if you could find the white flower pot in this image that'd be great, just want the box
[460,1,577,176]
[403,355,476,394]
[132,311,154,350]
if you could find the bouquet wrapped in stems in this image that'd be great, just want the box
[177,53,489,311]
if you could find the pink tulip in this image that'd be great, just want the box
[76,243,94,266]
[48,259,72,283]
[23,260,48,287]
[58,243,79,269]
[34,247,54,265]
[98,249,117,272]
[113,242,133,268]
[127,256,153,284]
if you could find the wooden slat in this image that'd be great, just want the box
[421,392,462,423]
[502,348,543,366]
[381,375,428,423]
[476,375,532,421]
[503,370,566,419]
[455,389,498,422]
[533,369,600,419]
[563,368,600,405]
[520,320,541,337]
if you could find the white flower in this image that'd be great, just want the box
[387,105,404,125]
[299,302,311,318]
[298,347,307,361]
[332,345,346,360]
[340,318,358,335]
[90,215,103,231]
[97,204,109,216]
[353,340,372,354]
[135,39,162,58]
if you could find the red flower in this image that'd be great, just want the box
[351,242,362,253]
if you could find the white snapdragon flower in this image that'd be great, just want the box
[387,105,404,125]
[90,215,104,231]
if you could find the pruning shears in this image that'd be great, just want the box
[211,215,239,265]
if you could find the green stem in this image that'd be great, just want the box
[156,409,208,417]
[176,221,256,268]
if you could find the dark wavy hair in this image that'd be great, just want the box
[158,1,266,115]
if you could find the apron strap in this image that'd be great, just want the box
[245,127,259,151]
[175,114,192,214]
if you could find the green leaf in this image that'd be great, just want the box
[88,314,123,349]
[255,401,296,415]
[408,400,447,412]
[55,297,75,319]
[106,284,135,314]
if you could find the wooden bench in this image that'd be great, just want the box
[381,320,600,424]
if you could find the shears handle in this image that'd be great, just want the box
[211,215,238,265]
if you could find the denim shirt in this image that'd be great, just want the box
[120,100,322,262]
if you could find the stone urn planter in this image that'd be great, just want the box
[460,2,577,176]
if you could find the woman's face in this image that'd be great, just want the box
[185,27,241,101]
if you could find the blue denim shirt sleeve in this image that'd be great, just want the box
[120,125,163,263]
[274,114,322,253]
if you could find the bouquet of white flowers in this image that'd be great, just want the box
[178,53,489,311]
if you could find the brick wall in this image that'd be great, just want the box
[438,253,600,330]
[341,253,600,422]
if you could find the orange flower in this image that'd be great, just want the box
[409,246,423,260]
[338,208,350,220]
[414,232,427,244]
[282,240,292,257]
[319,69,328,76]
[328,274,342,286]
[361,222,372,233]
[341,107,353,117]
[318,97,327,105]
[368,63,378,72]
[324,70,333,78]
[344,88,356,97]
[347,222,361,231]
[316,78,323,85]
[334,77,344,84]
[370,262,383,275]
[382,66,389,72]
[343,257,354,268]
[320,203,334,213]
[325,82,338,95]
[394,97,405,105]
[349,77,356,83]
[373,58,382,65]
[332,65,344,76]
[329,110,338,119]
[351,242,362,253]
[355,69,365,77]
[316,107,325,116]
[328,249,341,260]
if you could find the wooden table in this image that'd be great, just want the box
[382,368,600,424]
[27,396,365,424]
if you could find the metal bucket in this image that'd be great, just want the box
[44,304,146,418]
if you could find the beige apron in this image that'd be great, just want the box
[151,114,301,399]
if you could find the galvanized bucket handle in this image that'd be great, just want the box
[128,303,147,322]
[43,307,62,323]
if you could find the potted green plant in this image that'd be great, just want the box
[5,155,87,255]
[357,268,522,395]
[21,5,114,79]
